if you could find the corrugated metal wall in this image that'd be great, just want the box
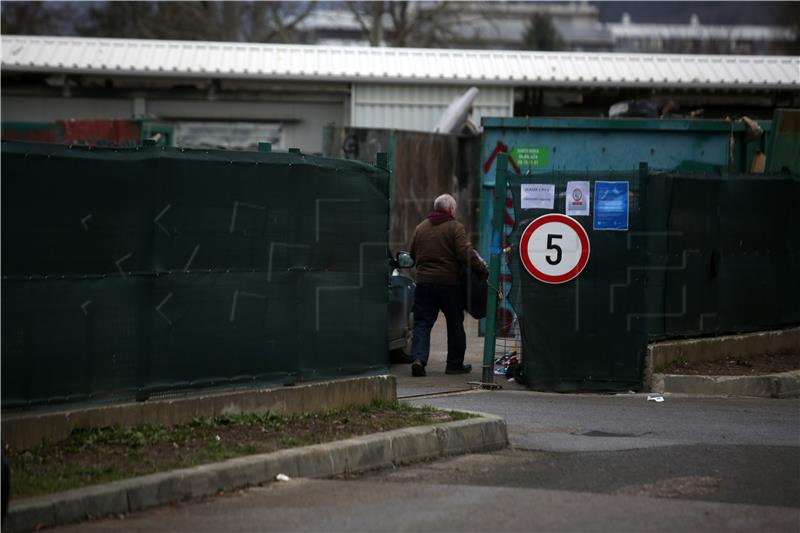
[390,132,482,250]
[7,36,800,91]
[352,84,512,132]
[323,127,482,254]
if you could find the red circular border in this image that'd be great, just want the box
[519,214,590,284]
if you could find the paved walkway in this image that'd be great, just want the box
[392,318,800,399]
[392,316,526,399]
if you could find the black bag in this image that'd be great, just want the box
[462,267,488,319]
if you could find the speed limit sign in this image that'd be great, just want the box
[520,213,590,284]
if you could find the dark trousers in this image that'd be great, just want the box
[411,282,465,367]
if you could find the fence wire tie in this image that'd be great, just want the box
[486,281,504,300]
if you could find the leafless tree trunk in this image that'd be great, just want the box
[68,1,316,43]
[347,1,463,47]
[1,1,75,35]
[348,1,385,46]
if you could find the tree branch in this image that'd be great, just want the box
[282,1,317,32]
[346,1,373,37]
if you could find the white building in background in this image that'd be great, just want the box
[296,3,601,49]
[608,13,797,55]
[295,4,796,54]
[2,35,799,153]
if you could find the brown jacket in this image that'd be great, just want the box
[410,216,488,284]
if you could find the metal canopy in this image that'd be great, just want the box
[3,35,798,91]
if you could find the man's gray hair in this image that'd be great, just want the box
[434,194,456,211]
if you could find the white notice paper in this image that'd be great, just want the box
[566,181,591,216]
[521,184,555,210]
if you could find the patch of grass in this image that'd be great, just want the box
[9,401,474,500]
[65,424,169,450]
[655,352,799,376]
[658,356,690,373]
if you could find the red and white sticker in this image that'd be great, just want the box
[520,213,590,284]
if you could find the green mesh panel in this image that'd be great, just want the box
[2,141,390,411]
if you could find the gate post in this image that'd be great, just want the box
[481,152,508,386]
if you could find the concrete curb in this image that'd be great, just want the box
[651,370,800,398]
[643,327,799,391]
[3,375,397,450]
[5,412,507,532]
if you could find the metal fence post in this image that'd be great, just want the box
[480,152,508,386]
[376,152,391,235]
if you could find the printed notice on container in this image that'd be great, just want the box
[521,183,555,210]
[510,146,549,169]
[593,181,629,231]
[565,181,590,216]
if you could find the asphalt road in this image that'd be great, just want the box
[52,318,800,532]
[403,390,800,508]
[51,390,800,533]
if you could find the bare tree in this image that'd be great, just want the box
[1,1,76,36]
[347,1,386,46]
[781,1,800,54]
[260,1,317,43]
[524,14,563,51]
[76,2,161,40]
[74,1,316,43]
[346,1,463,47]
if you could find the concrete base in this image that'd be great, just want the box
[2,375,396,450]
[643,327,800,391]
[651,370,800,398]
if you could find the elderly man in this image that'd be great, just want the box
[408,194,488,377]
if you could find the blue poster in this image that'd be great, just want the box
[593,181,629,231]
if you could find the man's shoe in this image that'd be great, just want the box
[411,360,426,377]
[445,363,472,374]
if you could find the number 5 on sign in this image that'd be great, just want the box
[520,213,590,284]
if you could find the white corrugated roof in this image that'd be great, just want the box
[2,35,798,90]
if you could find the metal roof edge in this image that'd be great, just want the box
[2,64,794,92]
[4,34,799,63]
[2,35,798,91]
[480,116,750,132]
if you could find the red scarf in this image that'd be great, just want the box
[427,208,454,225]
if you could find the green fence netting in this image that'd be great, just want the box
[2,141,390,411]
[494,166,799,392]
[644,172,800,339]
[504,170,648,392]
